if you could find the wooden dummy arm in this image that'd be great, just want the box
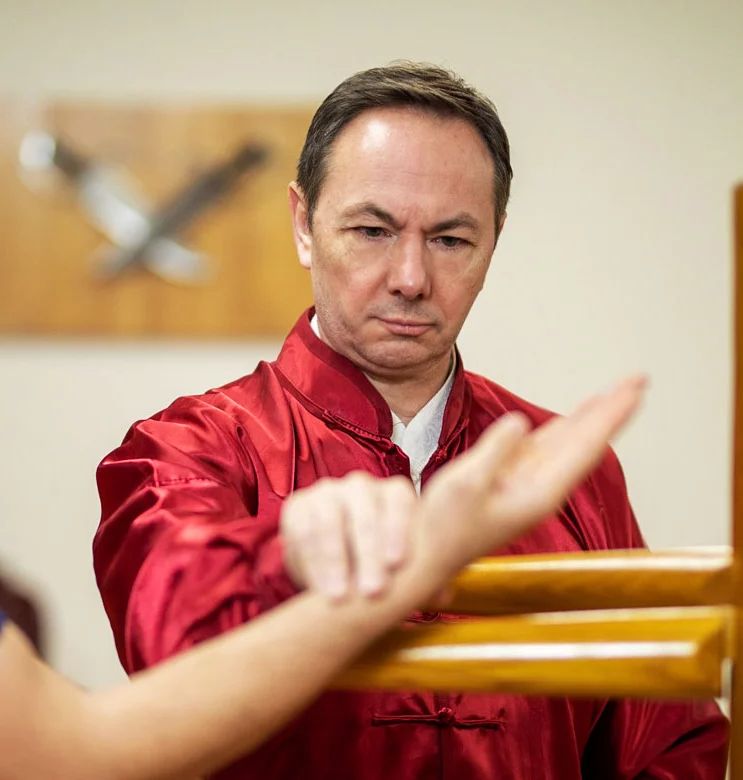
[442,548,733,615]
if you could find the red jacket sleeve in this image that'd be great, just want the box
[93,397,298,673]
[581,448,729,777]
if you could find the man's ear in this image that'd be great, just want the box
[288,182,312,270]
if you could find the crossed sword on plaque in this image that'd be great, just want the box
[18,131,269,284]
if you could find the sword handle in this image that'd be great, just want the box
[50,137,90,180]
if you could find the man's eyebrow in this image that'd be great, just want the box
[430,213,481,233]
[339,202,402,230]
[339,204,481,234]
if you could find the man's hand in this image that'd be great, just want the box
[281,473,417,600]
[281,375,646,600]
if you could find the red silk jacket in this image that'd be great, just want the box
[94,310,728,779]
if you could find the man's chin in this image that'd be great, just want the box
[354,340,446,374]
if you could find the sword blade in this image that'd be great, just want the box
[103,142,268,273]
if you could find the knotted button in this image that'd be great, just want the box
[436,706,455,724]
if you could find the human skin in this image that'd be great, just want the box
[0,377,644,780]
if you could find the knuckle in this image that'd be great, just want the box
[281,492,299,517]
[345,470,374,487]
[388,479,416,504]
[308,478,343,502]
[280,505,300,535]
[314,480,341,501]
[386,474,412,492]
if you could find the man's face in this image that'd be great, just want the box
[289,106,499,382]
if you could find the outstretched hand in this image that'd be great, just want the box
[419,375,647,573]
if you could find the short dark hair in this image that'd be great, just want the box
[297,61,513,227]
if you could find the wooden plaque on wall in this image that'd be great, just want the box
[0,100,316,338]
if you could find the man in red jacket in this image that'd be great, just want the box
[94,62,728,778]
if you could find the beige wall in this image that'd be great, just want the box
[1,0,741,687]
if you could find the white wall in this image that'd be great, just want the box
[0,0,741,687]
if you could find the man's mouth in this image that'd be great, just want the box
[376,317,434,336]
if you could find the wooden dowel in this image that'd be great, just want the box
[440,549,733,615]
[336,607,731,700]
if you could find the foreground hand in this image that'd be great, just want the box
[418,375,647,572]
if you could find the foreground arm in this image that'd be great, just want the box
[0,377,645,780]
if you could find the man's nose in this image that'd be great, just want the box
[386,237,432,300]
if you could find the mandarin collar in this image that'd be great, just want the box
[273,309,470,443]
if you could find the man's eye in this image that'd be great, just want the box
[356,226,388,240]
[433,236,467,249]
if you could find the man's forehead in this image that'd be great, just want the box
[330,105,491,164]
[319,107,495,214]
